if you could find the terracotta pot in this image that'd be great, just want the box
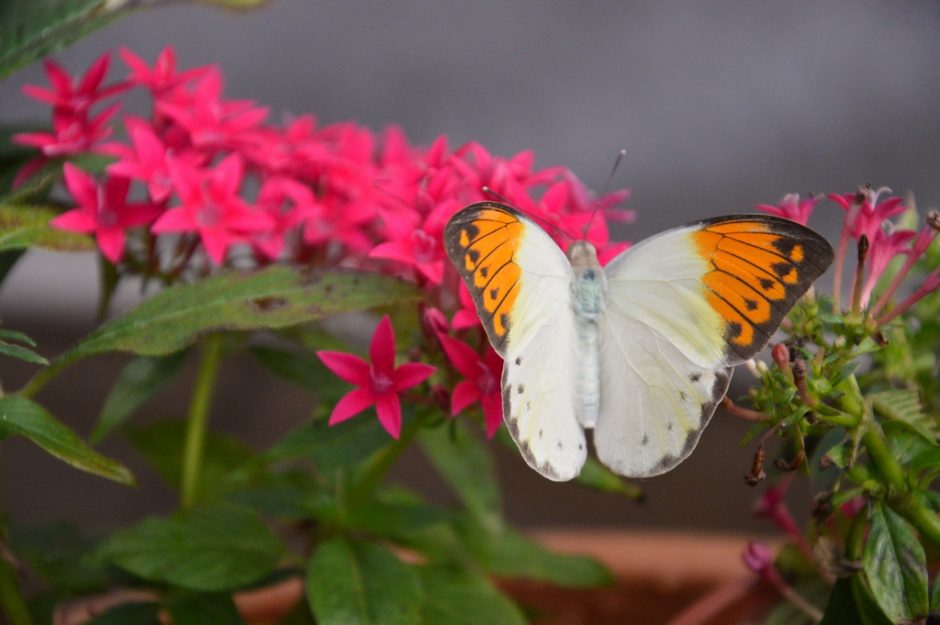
[55,530,777,625]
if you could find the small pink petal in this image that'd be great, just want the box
[151,207,195,233]
[450,380,480,416]
[199,228,232,265]
[328,388,376,425]
[393,362,436,391]
[316,351,371,386]
[374,394,402,439]
[50,209,95,233]
[96,228,125,263]
[62,163,98,208]
[438,334,481,378]
[482,392,503,438]
[369,315,396,375]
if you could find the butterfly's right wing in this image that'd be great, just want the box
[444,202,586,481]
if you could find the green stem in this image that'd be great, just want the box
[0,535,32,625]
[895,495,940,547]
[845,506,868,561]
[862,428,905,492]
[347,410,427,509]
[180,334,223,508]
[18,352,81,399]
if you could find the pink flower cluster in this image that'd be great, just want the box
[759,187,940,323]
[15,48,632,439]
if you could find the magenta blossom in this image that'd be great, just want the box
[758,193,819,226]
[50,164,161,263]
[860,227,916,309]
[438,334,504,437]
[317,316,436,438]
[829,186,905,243]
[14,105,118,158]
[151,154,272,264]
[120,46,208,95]
[20,53,127,116]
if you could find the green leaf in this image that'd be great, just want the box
[125,420,254,501]
[91,351,189,442]
[419,422,501,532]
[415,565,525,625]
[100,503,283,592]
[871,389,937,441]
[164,593,245,625]
[0,203,95,252]
[885,423,940,476]
[931,572,940,613]
[0,1,131,79]
[249,345,346,403]
[9,522,109,593]
[347,489,452,538]
[575,457,644,500]
[863,503,929,623]
[86,602,161,625]
[227,471,337,521]
[457,519,611,587]
[265,416,390,472]
[64,267,419,358]
[0,327,48,365]
[0,395,134,484]
[850,576,894,625]
[819,577,892,625]
[0,249,23,288]
[305,539,422,625]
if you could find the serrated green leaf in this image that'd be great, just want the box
[99,503,283,591]
[415,565,525,625]
[0,395,134,484]
[164,592,245,625]
[871,389,937,441]
[91,351,189,442]
[86,602,161,625]
[306,539,422,625]
[0,1,130,79]
[63,267,419,359]
[0,203,95,252]
[419,422,501,533]
[125,420,254,502]
[265,415,391,471]
[885,423,940,477]
[863,503,929,623]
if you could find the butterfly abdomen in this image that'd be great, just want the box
[569,242,606,429]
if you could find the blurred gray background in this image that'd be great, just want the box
[2,0,939,534]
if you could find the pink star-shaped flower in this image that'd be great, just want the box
[20,53,127,116]
[758,193,819,226]
[120,46,208,95]
[317,315,436,438]
[50,164,161,263]
[451,282,482,330]
[829,187,905,243]
[151,154,272,265]
[860,227,916,308]
[438,334,503,437]
[369,201,457,284]
[252,176,320,260]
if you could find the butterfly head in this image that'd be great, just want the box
[567,240,601,272]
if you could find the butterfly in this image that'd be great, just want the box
[443,201,833,481]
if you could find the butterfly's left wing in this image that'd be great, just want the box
[595,215,832,477]
[444,202,587,480]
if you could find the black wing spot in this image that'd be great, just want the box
[771,238,796,255]
[515,357,521,365]
[517,384,525,394]
[667,423,674,432]
[557,441,563,450]
[690,372,701,382]
[759,277,775,290]
[744,298,758,311]
[480,266,489,278]
[490,287,499,300]
[538,428,543,439]
[679,391,688,401]
[641,434,650,446]
[771,261,792,278]
[499,313,510,332]
[467,248,480,263]
[727,322,742,339]
[578,443,584,450]
[464,224,479,239]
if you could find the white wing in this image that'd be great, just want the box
[444,202,586,481]
[595,215,832,477]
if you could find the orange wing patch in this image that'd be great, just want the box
[444,202,525,352]
[692,216,833,362]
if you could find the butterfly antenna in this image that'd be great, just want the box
[482,186,576,243]
[581,148,626,240]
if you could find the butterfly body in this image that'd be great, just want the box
[444,201,833,481]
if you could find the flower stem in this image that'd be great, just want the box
[832,226,850,311]
[0,541,32,625]
[347,409,427,509]
[180,334,223,509]
[18,352,81,399]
